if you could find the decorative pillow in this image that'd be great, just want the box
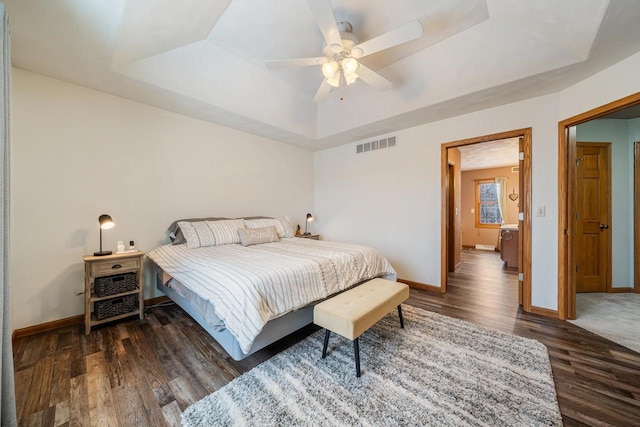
[178,219,244,249]
[237,226,280,247]
[168,217,229,245]
[243,217,295,238]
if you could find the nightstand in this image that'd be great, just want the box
[83,251,144,334]
[296,234,320,240]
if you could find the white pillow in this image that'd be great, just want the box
[178,219,244,249]
[243,217,295,238]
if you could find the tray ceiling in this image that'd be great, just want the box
[6,0,640,150]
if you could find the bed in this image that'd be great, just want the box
[147,219,396,360]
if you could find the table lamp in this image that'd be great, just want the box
[94,214,115,256]
[304,213,314,235]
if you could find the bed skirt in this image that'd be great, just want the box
[156,274,316,360]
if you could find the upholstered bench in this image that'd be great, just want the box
[313,278,410,377]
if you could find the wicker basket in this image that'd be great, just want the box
[95,294,137,320]
[95,273,137,297]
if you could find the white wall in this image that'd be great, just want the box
[11,69,314,330]
[315,49,640,312]
[576,120,631,287]
[315,93,560,309]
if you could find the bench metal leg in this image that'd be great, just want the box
[354,338,361,378]
[398,304,405,328]
[322,329,330,359]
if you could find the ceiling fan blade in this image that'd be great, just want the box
[313,79,332,102]
[351,20,422,59]
[356,64,392,91]
[306,0,343,53]
[265,57,327,69]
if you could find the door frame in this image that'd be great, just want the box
[558,91,640,320]
[635,141,640,292]
[440,128,532,311]
[447,161,457,272]
[575,142,613,292]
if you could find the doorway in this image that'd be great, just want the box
[441,128,532,311]
[558,91,640,320]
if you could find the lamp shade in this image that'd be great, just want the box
[326,71,341,88]
[342,57,359,75]
[306,213,314,222]
[98,214,114,229]
[322,61,339,78]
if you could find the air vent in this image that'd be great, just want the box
[511,166,519,173]
[356,135,398,154]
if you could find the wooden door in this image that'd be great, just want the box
[576,143,611,293]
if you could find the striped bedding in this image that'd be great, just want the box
[147,238,397,353]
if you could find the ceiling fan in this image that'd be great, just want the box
[265,0,423,102]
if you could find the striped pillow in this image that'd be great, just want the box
[243,217,295,238]
[178,219,244,249]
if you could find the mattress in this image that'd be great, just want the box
[147,238,397,353]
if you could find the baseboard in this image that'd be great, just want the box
[397,278,443,293]
[12,295,171,341]
[12,314,85,341]
[145,295,171,306]
[529,305,558,318]
[608,287,634,293]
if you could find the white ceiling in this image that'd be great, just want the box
[6,0,640,151]
[457,138,519,171]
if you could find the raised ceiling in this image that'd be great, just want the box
[6,0,640,150]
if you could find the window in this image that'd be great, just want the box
[476,179,502,228]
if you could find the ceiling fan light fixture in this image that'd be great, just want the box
[345,72,358,85]
[327,71,341,88]
[342,57,359,75]
[322,60,339,78]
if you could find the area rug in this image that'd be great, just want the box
[182,305,562,426]
[569,293,640,353]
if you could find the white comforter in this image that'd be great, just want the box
[147,238,397,353]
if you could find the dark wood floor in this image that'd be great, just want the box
[13,248,640,426]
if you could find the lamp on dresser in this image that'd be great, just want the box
[304,213,314,236]
[94,214,115,256]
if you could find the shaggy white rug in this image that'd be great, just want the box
[183,305,562,426]
[569,293,640,353]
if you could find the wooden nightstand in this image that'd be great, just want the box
[83,251,144,334]
[296,234,320,240]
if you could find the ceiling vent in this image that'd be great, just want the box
[356,136,397,154]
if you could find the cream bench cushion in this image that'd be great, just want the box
[314,278,410,377]
[314,278,410,340]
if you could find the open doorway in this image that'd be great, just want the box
[558,91,640,320]
[441,128,532,311]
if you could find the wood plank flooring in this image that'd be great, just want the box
[13,248,640,426]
